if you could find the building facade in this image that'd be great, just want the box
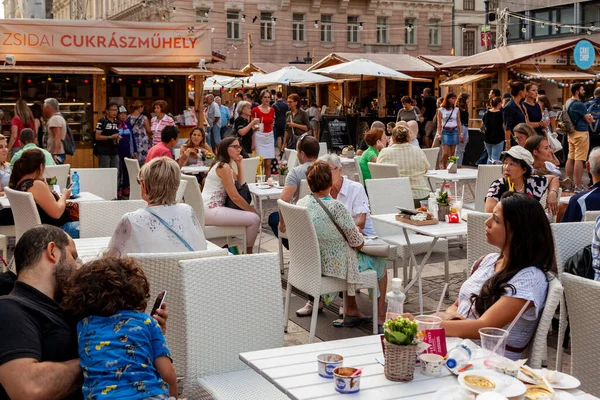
[3,0,51,18]
[49,0,454,69]
[453,0,497,56]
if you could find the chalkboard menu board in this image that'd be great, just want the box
[322,117,350,150]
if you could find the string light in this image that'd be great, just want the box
[252,16,258,23]
[314,20,319,28]
[211,27,215,33]
[540,22,544,28]
[570,26,574,33]
[241,14,246,22]
[83,79,89,84]
[47,76,52,81]
[65,79,69,83]
[27,78,31,84]
[102,76,106,81]
[461,25,467,33]
[172,6,176,13]
[521,25,527,33]
[359,22,363,31]
[137,80,142,84]
[555,25,560,32]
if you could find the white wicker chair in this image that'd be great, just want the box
[562,273,600,396]
[584,210,600,222]
[124,158,141,200]
[527,274,563,369]
[179,253,286,399]
[463,165,502,212]
[129,249,228,386]
[71,168,118,200]
[298,179,310,200]
[540,188,562,223]
[176,179,187,203]
[368,162,399,179]
[5,187,41,242]
[354,156,364,185]
[319,142,328,157]
[422,148,439,170]
[366,178,449,284]
[466,212,496,275]
[285,149,299,170]
[79,200,147,238]
[278,200,378,342]
[550,221,595,370]
[44,164,70,189]
[232,157,260,185]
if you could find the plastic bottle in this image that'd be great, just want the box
[71,171,80,196]
[428,192,438,217]
[385,278,406,321]
[542,108,550,122]
[445,340,474,370]
[444,183,452,200]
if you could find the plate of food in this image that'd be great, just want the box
[433,385,478,400]
[519,367,580,390]
[458,370,526,397]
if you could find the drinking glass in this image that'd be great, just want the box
[256,175,266,185]
[479,327,508,363]
[414,315,442,341]
[451,199,463,218]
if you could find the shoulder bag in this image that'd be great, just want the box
[145,208,194,251]
[224,181,252,210]
[311,194,390,258]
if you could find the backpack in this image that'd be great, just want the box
[62,123,76,156]
[557,101,576,135]
[587,99,600,135]
[564,244,595,279]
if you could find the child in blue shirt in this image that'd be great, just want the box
[62,257,177,399]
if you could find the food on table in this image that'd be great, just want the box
[464,375,495,390]
[524,385,554,400]
[417,206,428,213]
[540,369,561,384]
[520,367,544,384]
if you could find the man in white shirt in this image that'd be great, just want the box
[205,94,221,150]
[43,98,68,165]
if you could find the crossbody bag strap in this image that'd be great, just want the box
[145,208,194,251]
[311,194,350,244]
[441,108,454,131]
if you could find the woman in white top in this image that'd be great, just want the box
[404,192,556,360]
[436,92,462,169]
[202,137,260,254]
[107,157,206,256]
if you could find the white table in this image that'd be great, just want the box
[240,335,596,400]
[74,237,224,263]
[425,169,478,198]
[339,157,356,166]
[371,213,468,315]
[0,191,103,209]
[181,165,210,175]
[248,183,284,252]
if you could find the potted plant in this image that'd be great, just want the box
[346,145,355,159]
[278,163,289,186]
[436,191,451,221]
[447,156,459,173]
[382,316,419,382]
[46,176,57,186]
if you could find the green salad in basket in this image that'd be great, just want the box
[383,317,418,346]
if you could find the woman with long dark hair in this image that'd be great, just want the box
[202,137,260,254]
[9,148,79,237]
[456,92,470,165]
[436,92,462,168]
[405,192,557,360]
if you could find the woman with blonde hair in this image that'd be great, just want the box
[9,99,34,155]
[127,100,152,164]
[107,156,207,256]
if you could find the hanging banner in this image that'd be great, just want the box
[0,19,212,64]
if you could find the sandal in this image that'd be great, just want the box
[342,315,373,327]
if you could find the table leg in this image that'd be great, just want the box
[401,228,439,315]
[257,196,264,253]
[427,177,434,192]
[467,182,476,200]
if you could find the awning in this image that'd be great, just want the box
[440,73,495,86]
[110,67,211,76]
[515,69,596,81]
[0,65,104,74]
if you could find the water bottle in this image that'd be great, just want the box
[542,108,550,132]
[428,192,438,217]
[71,171,80,196]
[385,278,406,321]
[445,340,474,370]
[444,183,452,200]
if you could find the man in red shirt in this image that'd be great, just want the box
[146,125,179,163]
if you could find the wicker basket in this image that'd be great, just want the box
[383,340,418,382]
[437,204,451,221]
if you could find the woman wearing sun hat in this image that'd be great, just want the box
[484,146,560,215]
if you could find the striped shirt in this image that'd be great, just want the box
[457,253,549,360]
[377,143,430,200]
[592,216,600,281]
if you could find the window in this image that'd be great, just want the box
[347,16,360,43]
[292,13,305,41]
[227,10,240,40]
[533,10,550,36]
[376,17,389,44]
[559,6,575,34]
[321,15,333,43]
[463,0,474,11]
[195,7,209,23]
[584,3,600,28]
[463,30,475,56]
[429,19,440,46]
[405,18,416,45]
[489,0,498,10]
[260,12,274,41]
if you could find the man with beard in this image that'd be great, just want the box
[0,225,168,399]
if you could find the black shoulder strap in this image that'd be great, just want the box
[311,195,349,244]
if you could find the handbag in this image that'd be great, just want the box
[145,208,194,251]
[224,181,252,210]
[311,195,390,258]
[548,130,563,152]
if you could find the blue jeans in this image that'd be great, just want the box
[268,212,289,250]
[208,125,222,148]
[61,221,80,239]
[455,126,469,165]
[484,142,504,164]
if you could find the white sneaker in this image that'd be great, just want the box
[296,300,324,317]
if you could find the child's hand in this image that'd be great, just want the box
[152,302,168,334]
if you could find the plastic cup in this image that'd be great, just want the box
[419,353,444,376]
[414,315,442,341]
[420,200,429,209]
[257,175,266,185]
[451,199,463,218]
[479,327,508,363]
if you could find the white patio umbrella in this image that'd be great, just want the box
[203,75,245,91]
[250,66,334,87]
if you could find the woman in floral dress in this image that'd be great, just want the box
[127,100,152,165]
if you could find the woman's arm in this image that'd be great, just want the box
[456,111,463,141]
[201,143,212,154]
[545,175,559,215]
[177,145,188,167]
[34,120,41,145]
[8,125,18,151]
[30,181,69,219]
[440,296,533,339]
[484,197,498,213]
[550,116,558,133]
[143,118,152,138]
[216,164,255,213]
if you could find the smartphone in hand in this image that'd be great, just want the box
[150,290,167,316]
